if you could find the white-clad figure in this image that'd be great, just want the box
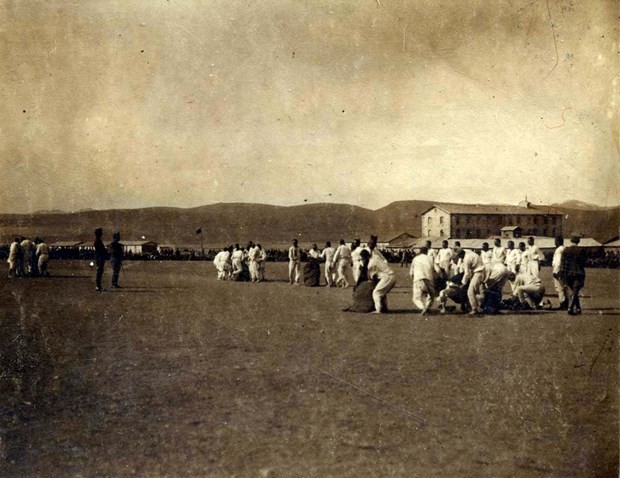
[20,237,34,276]
[231,244,245,280]
[320,241,336,287]
[480,242,492,265]
[332,239,352,288]
[518,241,530,276]
[350,239,363,284]
[513,273,546,309]
[221,247,232,280]
[551,236,567,309]
[424,240,438,272]
[491,238,506,264]
[436,240,453,277]
[451,242,464,276]
[308,244,321,259]
[213,249,227,280]
[288,239,301,285]
[35,238,50,277]
[526,237,542,278]
[7,238,21,278]
[504,240,521,274]
[256,244,267,282]
[410,246,436,315]
[455,248,486,315]
[248,244,260,282]
[368,236,396,313]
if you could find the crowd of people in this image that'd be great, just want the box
[6,237,50,278]
[210,234,588,317]
[4,227,591,317]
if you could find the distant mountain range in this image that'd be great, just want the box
[1,200,618,246]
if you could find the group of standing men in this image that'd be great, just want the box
[213,242,267,282]
[7,237,50,278]
[93,228,124,291]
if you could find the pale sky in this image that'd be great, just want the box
[0,0,618,213]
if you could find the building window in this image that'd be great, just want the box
[440,229,444,236]
[440,216,444,225]
[466,229,472,238]
[476,229,481,237]
[543,216,548,224]
[456,228,461,237]
[428,217,432,225]
[427,229,431,237]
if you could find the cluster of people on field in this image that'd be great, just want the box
[410,235,587,316]
[279,234,587,316]
[212,242,267,282]
[7,237,50,278]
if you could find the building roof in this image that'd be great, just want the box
[426,236,602,250]
[121,240,158,246]
[500,226,522,231]
[386,232,416,248]
[421,203,563,216]
[50,241,83,247]
[604,239,620,248]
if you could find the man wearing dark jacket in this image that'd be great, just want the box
[94,228,108,291]
[110,232,124,288]
[560,234,587,315]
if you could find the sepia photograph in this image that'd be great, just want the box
[0,0,618,476]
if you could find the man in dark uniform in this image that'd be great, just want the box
[560,234,587,316]
[110,232,124,288]
[94,228,108,291]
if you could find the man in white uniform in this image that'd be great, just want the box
[551,236,567,309]
[256,244,267,282]
[491,238,506,264]
[436,240,453,278]
[513,273,546,309]
[20,237,35,276]
[248,244,261,282]
[7,238,21,278]
[455,248,486,315]
[527,237,542,278]
[320,241,336,287]
[231,244,245,280]
[424,240,437,271]
[332,239,352,288]
[505,240,521,273]
[213,249,228,280]
[288,239,301,285]
[35,238,50,277]
[480,242,493,265]
[350,239,363,284]
[518,242,530,275]
[410,246,437,315]
[368,235,396,313]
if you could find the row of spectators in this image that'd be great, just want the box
[1,244,618,267]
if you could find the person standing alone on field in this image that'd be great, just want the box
[94,228,108,291]
[110,232,124,289]
[36,238,50,277]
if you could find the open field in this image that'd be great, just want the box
[0,262,618,477]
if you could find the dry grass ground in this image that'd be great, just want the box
[0,261,617,477]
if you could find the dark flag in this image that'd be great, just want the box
[195,228,202,234]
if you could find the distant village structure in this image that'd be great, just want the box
[420,200,563,239]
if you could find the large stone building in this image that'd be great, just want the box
[420,201,563,239]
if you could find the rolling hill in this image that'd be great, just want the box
[0,200,617,246]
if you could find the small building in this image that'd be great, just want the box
[386,232,416,250]
[122,241,158,255]
[603,239,620,251]
[500,226,522,239]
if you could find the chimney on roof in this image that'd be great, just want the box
[518,196,531,208]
